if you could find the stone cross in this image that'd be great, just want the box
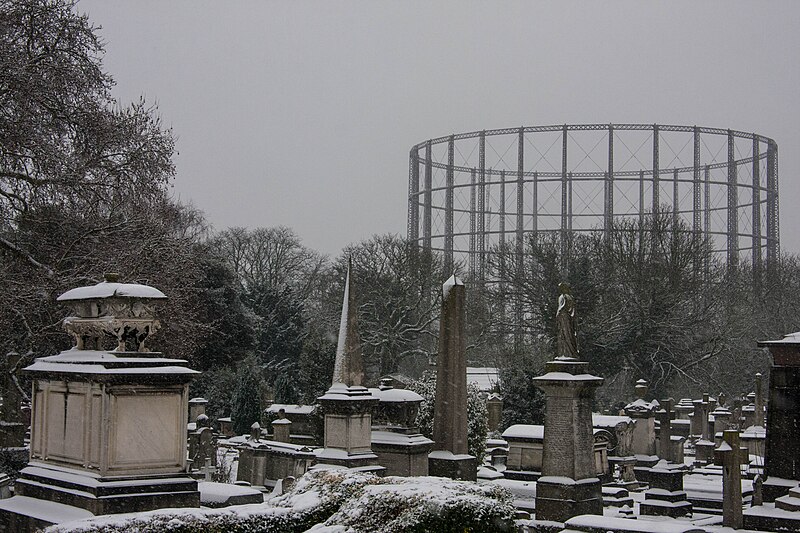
[690,396,709,438]
[656,398,675,462]
[714,429,748,528]
[200,457,216,482]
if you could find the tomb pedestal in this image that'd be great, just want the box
[0,278,200,532]
[533,358,604,523]
[316,384,384,473]
[758,332,800,502]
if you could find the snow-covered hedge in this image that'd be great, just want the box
[46,470,515,533]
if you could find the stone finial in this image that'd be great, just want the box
[249,422,261,442]
[331,259,364,387]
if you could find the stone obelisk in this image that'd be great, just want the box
[428,275,477,481]
[534,283,604,523]
[315,261,383,473]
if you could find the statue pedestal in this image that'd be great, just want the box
[533,358,604,523]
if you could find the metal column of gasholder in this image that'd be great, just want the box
[639,170,645,225]
[408,149,420,245]
[605,125,614,235]
[532,171,538,236]
[515,128,524,349]
[423,141,433,251]
[693,127,701,234]
[478,132,486,281]
[752,136,762,285]
[673,169,679,228]
[469,168,477,280]
[561,125,569,271]
[766,141,779,269]
[568,173,573,232]
[727,130,738,270]
[499,169,506,258]
[445,136,454,274]
[653,124,660,213]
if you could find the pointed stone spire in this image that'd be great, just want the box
[331,258,363,387]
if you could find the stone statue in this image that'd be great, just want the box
[556,282,579,358]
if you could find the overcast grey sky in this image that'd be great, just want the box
[79,1,800,257]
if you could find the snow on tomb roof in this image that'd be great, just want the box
[58,280,166,301]
[758,330,800,346]
[592,414,634,428]
[368,387,423,403]
[265,404,315,415]
[466,367,499,392]
[502,424,544,441]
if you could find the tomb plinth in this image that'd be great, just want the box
[370,381,433,477]
[315,262,383,474]
[0,276,200,532]
[428,275,477,481]
[758,332,800,502]
[533,357,604,523]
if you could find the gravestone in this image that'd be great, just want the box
[624,379,658,463]
[487,393,503,433]
[656,398,675,462]
[714,429,748,528]
[428,275,477,481]
[533,283,604,523]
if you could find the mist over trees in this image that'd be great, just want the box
[3,0,800,432]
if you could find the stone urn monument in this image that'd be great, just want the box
[0,274,200,532]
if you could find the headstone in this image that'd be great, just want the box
[694,393,716,467]
[656,398,675,462]
[752,474,763,507]
[714,429,747,528]
[0,276,200,532]
[189,397,208,422]
[624,380,658,463]
[689,395,709,439]
[487,393,503,433]
[757,331,800,502]
[271,415,291,443]
[533,283,604,523]
[428,275,477,481]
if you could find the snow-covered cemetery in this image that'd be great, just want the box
[2,1,800,532]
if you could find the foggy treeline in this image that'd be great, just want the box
[2,0,799,430]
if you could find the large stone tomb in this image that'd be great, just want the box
[0,276,200,532]
[758,331,800,502]
[370,381,433,477]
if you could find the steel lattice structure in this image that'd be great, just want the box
[407,124,779,280]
